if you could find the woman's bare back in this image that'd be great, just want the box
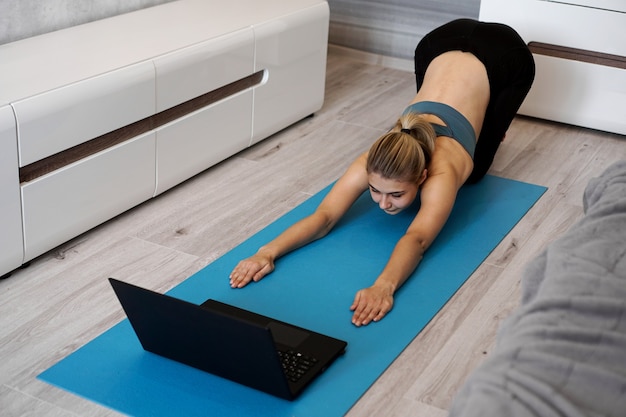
[411,51,490,138]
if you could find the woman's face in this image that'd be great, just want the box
[367,172,420,215]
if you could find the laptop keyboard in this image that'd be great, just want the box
[277,349,319,383]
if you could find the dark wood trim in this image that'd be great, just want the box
[19,71,265,184]
[529,41,626,70]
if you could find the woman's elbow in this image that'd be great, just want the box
[402,231,430,255]
[310,210,336,240]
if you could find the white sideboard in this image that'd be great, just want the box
[0,0,330,277]
[480,0,626,135]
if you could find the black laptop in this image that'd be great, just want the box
[108,278,347,400]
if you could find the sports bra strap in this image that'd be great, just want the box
[402,101,476,159]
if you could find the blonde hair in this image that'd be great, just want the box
[366,112,436,183]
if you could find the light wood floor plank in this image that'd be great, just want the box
[0,384,85,417]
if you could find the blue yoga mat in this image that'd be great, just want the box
[39,175,546,417]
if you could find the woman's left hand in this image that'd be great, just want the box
[350,283,394,326]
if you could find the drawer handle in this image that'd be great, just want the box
[528,41,626,69]
[19,70,265,184]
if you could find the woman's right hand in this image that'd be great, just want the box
[229,251,275,288]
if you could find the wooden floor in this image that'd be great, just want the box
[1,45,625,417]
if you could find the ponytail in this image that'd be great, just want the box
[366,113,436,183]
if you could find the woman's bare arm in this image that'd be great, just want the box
[229,153,370,288]
[350,166,461,325]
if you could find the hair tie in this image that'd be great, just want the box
[400,128,411,134]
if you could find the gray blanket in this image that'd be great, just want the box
[449,160,626,417]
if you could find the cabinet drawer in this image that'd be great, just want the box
[14,61,155,166]
[155,91,253,195]
[21,132,156,261]
[153,28,254,112]
[520,54,626,135]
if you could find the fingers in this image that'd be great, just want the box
[229,261,266,288]
[350,289,393,327]
[351,306,387,326]
[229,271,252,288]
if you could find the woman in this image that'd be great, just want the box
[229,19,535,326]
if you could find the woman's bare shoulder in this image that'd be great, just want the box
[338,152,369,189]
[317,152,370,214]
[428,138,474,187]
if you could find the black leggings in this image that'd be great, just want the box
[414,19,535,183]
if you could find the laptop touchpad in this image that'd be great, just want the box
[267,322,309,348]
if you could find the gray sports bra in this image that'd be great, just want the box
[402,101,476,159]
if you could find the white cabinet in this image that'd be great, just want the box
[480,0,626,134]
[0,0,329,276]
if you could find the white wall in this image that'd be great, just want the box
[328,0,480,59]
[0,0,175,45]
